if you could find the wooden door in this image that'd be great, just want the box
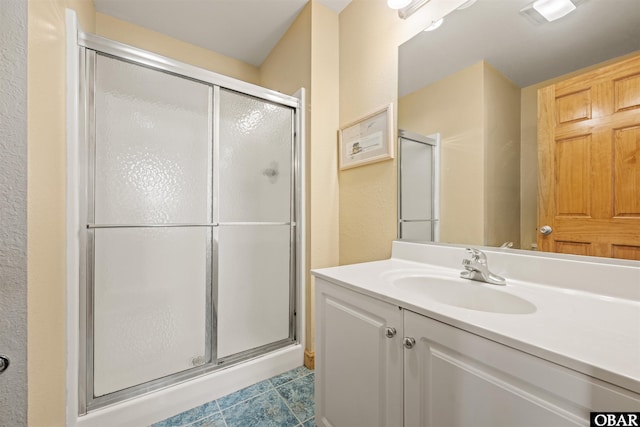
[538,54,640,260]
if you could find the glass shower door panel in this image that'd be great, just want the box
[91,55,211,397]
[400,221,433,241]
[93,228,208,396]
[400,139,434,220]
[218,89,292,223]
[216,225,291,359]
[94,54,210,224]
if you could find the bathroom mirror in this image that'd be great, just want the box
[397,0,640,258]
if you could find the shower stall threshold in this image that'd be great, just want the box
[74,344,304,427]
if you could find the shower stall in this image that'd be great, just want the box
[67,14,304,423]
[397,130,440,242]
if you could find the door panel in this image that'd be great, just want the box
[93,228,209,396]
[400,138,434,220]
[215,89,295,360]
[613,126,640,217]
[90,54,212,399]
[614,73,640,112]
[554,240,591,257]
[538,54,640,259]
[402,311,640,427]
[95,54,210,225]
[216,225,291,359]
[401,221,433,241]
[554,135,591,217]
[315,280,403,427]
[398,133,439,241]
[217,89,292,223]
[612,244,640,261]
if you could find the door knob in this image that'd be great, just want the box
[385,327,397,338]
[0,355,9,374]
[539,225,553,235]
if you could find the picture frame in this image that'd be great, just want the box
[339,103,394,170]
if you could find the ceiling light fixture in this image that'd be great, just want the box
[387,0,412,10]
[521,0,576,23]
[456,0,478,10]
[424,18,444,31]
[396,0,432,19]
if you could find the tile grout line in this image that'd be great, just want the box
[274,371,315,426]
[161,368,315,427]
[216,382,275,413]
[273,371,314,426]
[274,384,304,426]
[217,400,229,427]
[180,400,222,427]
[215,373,304,426]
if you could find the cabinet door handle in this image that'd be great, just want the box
[403,337,416,349]
[385,327,397,338]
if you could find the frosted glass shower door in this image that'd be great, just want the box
[399,133,439,241]
[91,54,211,397]
[216,89,294,359]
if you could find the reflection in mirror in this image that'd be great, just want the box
[398,130,440,241]
[398,0,640,259]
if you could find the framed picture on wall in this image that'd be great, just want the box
[339,103,394,170]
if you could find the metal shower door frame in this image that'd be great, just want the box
[77,34,302,414]
[397,129,441,241]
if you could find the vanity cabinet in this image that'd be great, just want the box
[315,278,640,427]
[315,278,403,427]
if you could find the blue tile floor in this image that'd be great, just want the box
[152,366,316,427]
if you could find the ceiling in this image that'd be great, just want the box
[92,0,640,93]
[93,0,352,67]
[399,0,640,96]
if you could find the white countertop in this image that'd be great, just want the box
[312,243,640,395]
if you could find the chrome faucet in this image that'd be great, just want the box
[460,248,506,286]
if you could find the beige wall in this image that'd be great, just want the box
[260,5,311,93]
[338,0,467,265]
[520,84,540,250]
[399,62,485,245]
[338,0,398,265]
[308,1,339,352]
[398,61,521,247]
[96,13,260,85]
[27,1,96,425]
[484,62,521,248]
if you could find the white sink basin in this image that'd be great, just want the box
[390,275,536,314]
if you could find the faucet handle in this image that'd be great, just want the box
[464,248,487,263]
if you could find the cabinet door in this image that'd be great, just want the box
[315,279,403,427]
[403,310,640,427]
